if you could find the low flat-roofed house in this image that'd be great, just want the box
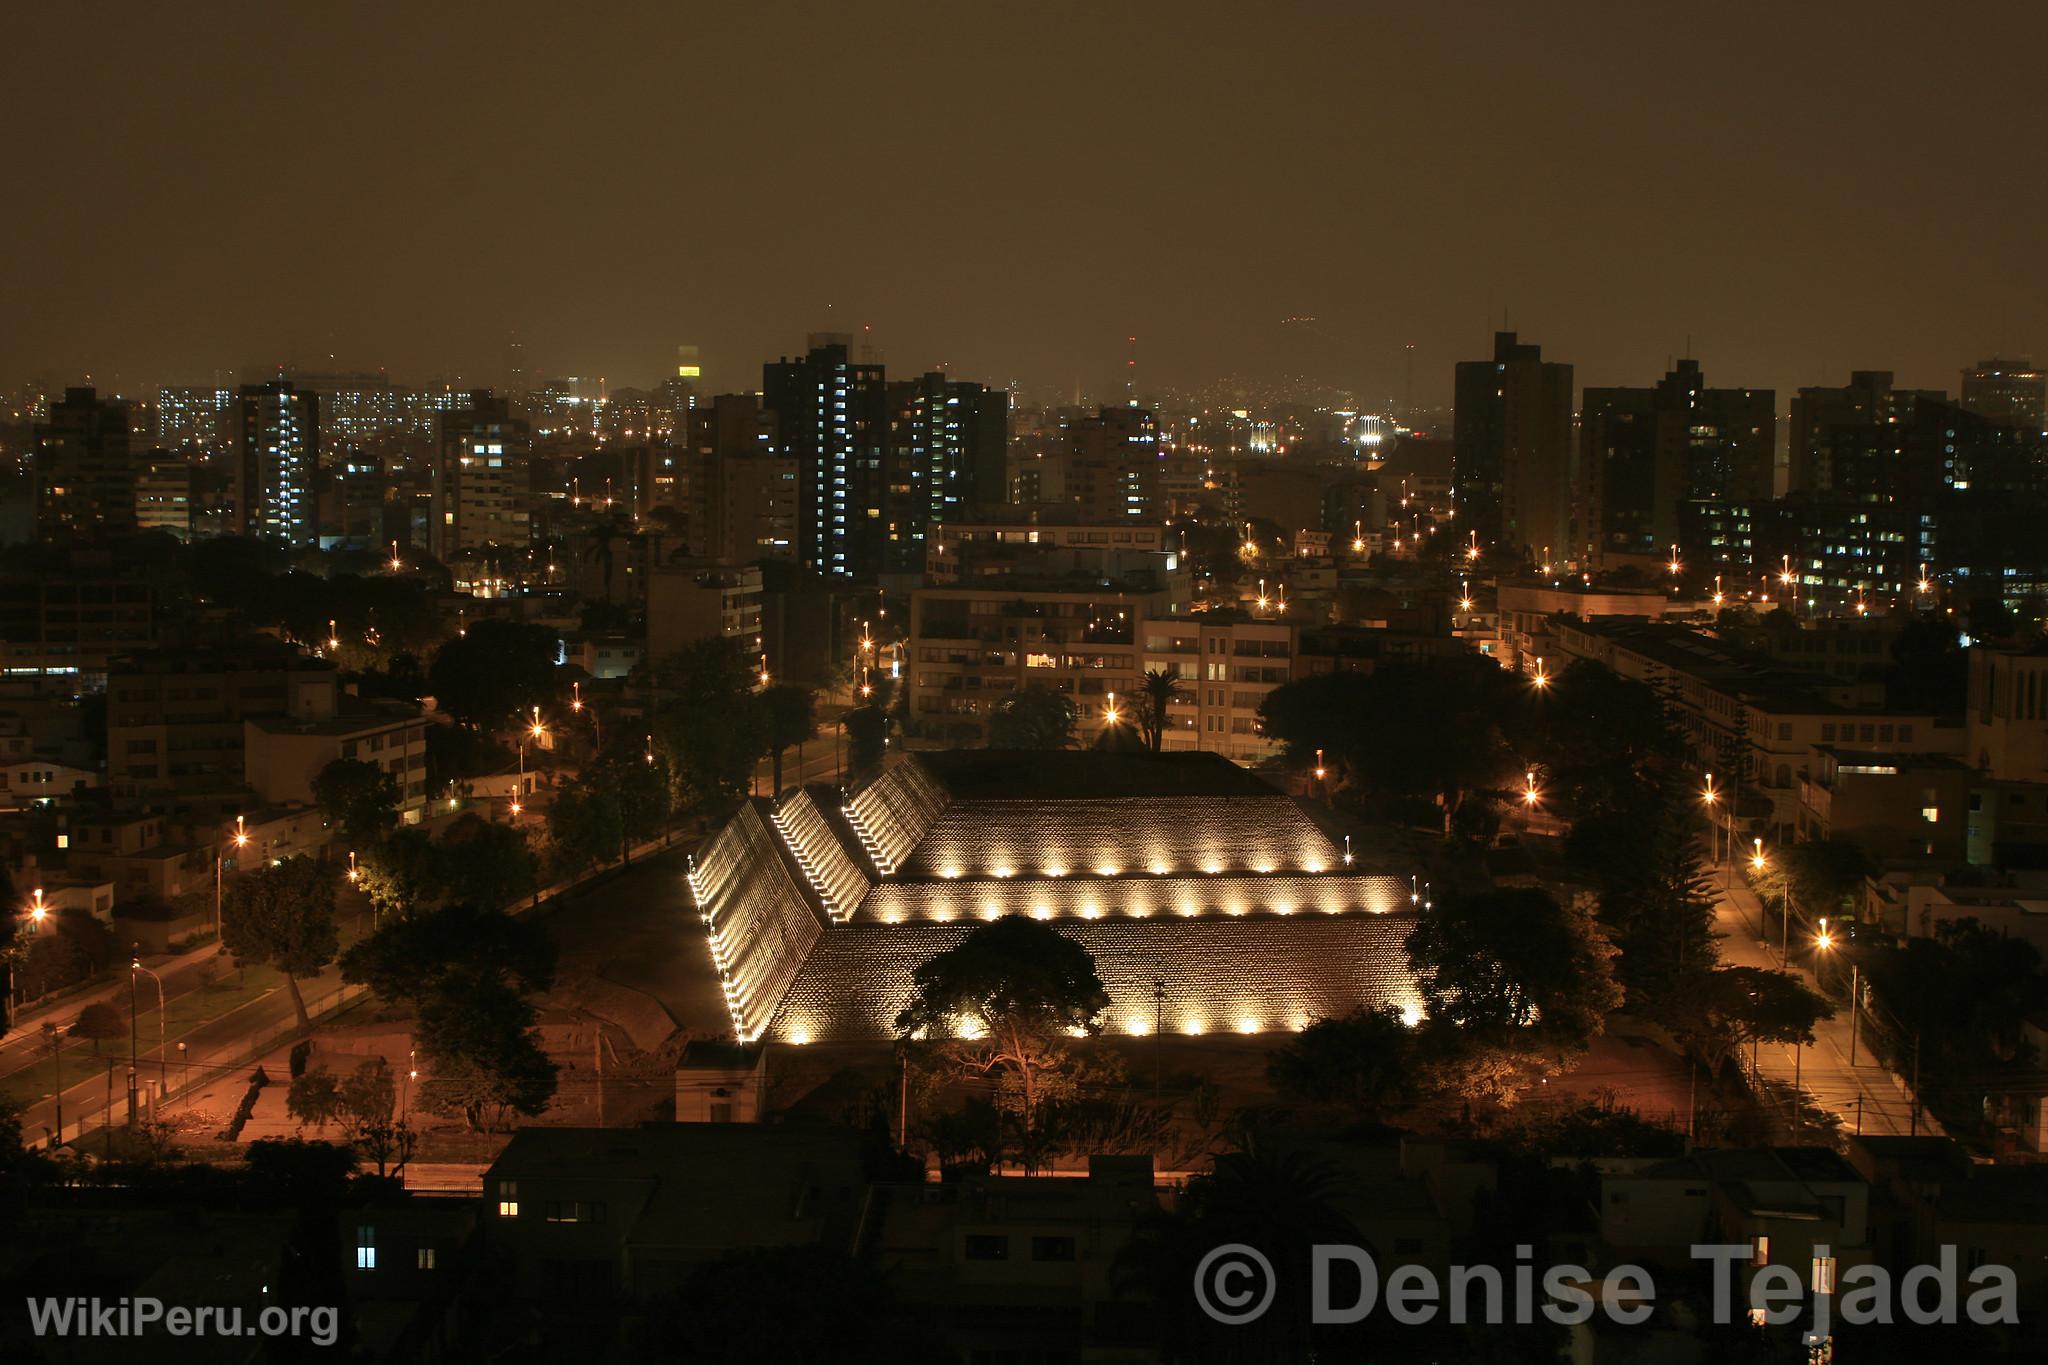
[479,1125,870,1313]
[1599,1147,1873,1295]
[866,1155,1162,1363]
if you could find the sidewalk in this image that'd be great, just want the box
[1714,880,1941,1139]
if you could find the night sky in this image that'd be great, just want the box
[8,2,2045,406]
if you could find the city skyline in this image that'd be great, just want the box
[6,3,2046,405]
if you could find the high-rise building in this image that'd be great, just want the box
[1580,359,1773,566]
[33,386,138,539]
[1960,357,2046,434]
[232,380,321,544]
[1452,332,1573,554]
[431,391,530,559]
[681,394,795,562]
[155,384,231,451]
[1786,371,1943,494]
[286,370,402,458]
[135,458,193,540]
[1060,405,1162,522]
[762,334,890,579]
[885,372,1010,567]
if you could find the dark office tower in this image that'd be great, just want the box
[1580,360,1774,566]
[761,333,889,579]
[431,391,530,559]
[1451,332,1573,554]
[1786,371,1943,494]
[1060,405,1162,522]
[32,386,138,539]
[886,373,1011,562]
[1960,357,2046,433]
[232,380,321,545]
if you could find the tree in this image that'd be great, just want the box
[310,757,401,846]
[843,704,888,781]
[221,856,340,1028]
[585,747,673,860]
[1405,887,1622,1058]
[286,1065,342,1132]
[894,915,1109,1148]
[437,816,539,909]
[335,1057,412,1176]
[761,683,817,795]
[1134,667,1183,754]
[987,685,1075,750]
[1575,765,1721,1015]
[1266,1006,1417,1121]
[1669,966,1833,1077]
[1260,658,1521,830]
[354,826,445,917]
[70,1001,124,1057]
[53,907,116,978]
[544,776,622,879]
[427,619,561,728]
[340,901,555,1006]
[1757,837,1875,926]
[651,637,765,811]
[415,980,557,1131]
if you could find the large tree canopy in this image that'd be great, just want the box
[1405,887,1622,1057]
[986,685,1076,750]
[895,915,1109,1146]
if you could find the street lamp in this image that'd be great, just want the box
[1104,691,1121,726]
[1522,769,1541,808]
[132,959,166,1093]
[1814,919,1862,1066]
[28,886,47,930]
[1530,657,1550,690]
[1313,748,1326,782]
[215,816,249,942]
[389,540,403,573]
[1701,772,1723,867]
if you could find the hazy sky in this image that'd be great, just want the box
[7,2,2045,408]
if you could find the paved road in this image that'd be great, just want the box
[1713,880,1941,1139]
[2,939,225,1080]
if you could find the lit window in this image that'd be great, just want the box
[356,1226,376,1270]
[1752,1235,1769,1266]
[417,1247,437,1271]
[497,1182,519,1217]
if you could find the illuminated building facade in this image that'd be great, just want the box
[430,390,530,558]
[688,751,1422,1044]
[155,384,232,451]
[762,334,888,579]
[232,380,320,545]
[885,371,1009,569]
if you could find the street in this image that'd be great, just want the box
[1713,880,1941,1139]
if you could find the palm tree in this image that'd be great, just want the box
[1136,667,1183,753]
